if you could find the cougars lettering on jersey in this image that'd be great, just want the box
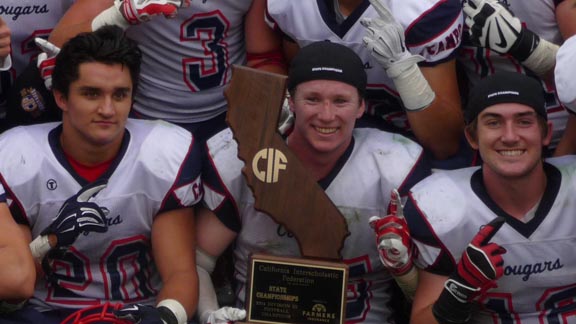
[0,0,74,111]
[124,0,252,123]
[458,0,568,149]
[203,127,431,323]
[0,119,202,311]
[265,0,462,132]
[405,156,576,323]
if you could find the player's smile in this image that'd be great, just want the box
[315,126,339,134]
[498,149,525,157]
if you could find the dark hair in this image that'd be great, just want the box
[52,25,142,97]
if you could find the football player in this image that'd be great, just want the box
[0,26,201,324]
[196,41,431,324]
[406,72,576,323]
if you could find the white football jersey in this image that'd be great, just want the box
[266,0,463,131]
[0,119,203,311]
[125,0,252,124]
[0,0,74,111]
[458,0,568,149]
[203,127,430,323]
[406,156,576,323]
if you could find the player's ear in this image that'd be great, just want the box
[288,93,295,113]
[53,89,68,112]
[542,120,553,146]
[464,123,479,150]
[356,97,365,118]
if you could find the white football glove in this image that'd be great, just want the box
[361,0,435,111]
[463,0,558,76]
[92,0,190,30]
[205,307,246,324]
[35,38,60,90]
[463,0,522,55]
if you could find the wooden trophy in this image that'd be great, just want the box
[224,66,350,324]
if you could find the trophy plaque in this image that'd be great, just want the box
[225,66,350,324]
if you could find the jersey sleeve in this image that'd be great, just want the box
[161,136,204,211]
[404,192,457,276]
[404,0,463,66]
[0,179,5,202]
[202,129,244,233]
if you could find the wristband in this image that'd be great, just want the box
[392,265,418,300]
[432,288,473,324]
[521,37,559,77]
[387,57,436,111]
[92,5,129,31]
[0,55,11,71]
[158,299,187,324]
[29,235,51,261]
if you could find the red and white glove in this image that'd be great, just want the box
[433,217,507,324]
[369,189,413,276]
[35,38,60,90]
[92,0,190,30]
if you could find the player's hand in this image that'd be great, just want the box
[40,180,109,248]
[433,217,507,324]
[35,38,60,90]
[369,189,413,276]
[115,0,190,25]
[115,304,166,324]
[205,306,246,324]
[0,17,10,62]
[361,0,423,72]
[464,0,539,60]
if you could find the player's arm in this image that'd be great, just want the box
[362,0,463,160]
[412,218,506,324]
[151,207,198,324]
[0,17,11,71]
[49,0,113,46]
[0,203,35,300]
[410,270,447,324]
[409,60,463,160]
[554,114,576,156]
[244,0,287,74]
[195,207,245,324]
[556,0,576,39]
[50,0,189,47]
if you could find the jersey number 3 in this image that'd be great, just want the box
[181,11,230,92]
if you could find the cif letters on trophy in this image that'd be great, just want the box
[224,66,350,324]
